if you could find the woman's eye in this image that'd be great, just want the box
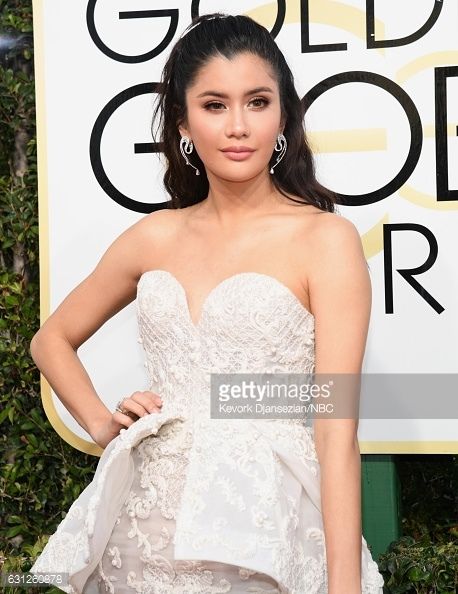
[204,98,269,110]
[250,97,269,108]
[205,101,225,110]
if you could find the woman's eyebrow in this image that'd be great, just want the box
[195,86,274,99]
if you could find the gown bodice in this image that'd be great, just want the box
[136,269,316,424]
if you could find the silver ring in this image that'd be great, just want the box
[115,398,128,415]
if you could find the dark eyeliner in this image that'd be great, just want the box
[204,97,269,110]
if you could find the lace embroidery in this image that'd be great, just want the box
[92,420,283,593]
[30,270,384,594]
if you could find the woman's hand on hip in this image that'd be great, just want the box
[91,391,163,449]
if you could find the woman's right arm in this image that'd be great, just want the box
[29,211,167,445]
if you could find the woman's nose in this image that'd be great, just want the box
[225,106,249,137]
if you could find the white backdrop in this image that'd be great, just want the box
[32,0,458,455]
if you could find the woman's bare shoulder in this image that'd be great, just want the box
[295,207,358,242]
[301,211,367,291]
[312,210,360,243]
[131,207,182,250]
[291,208,363,277]
[134,207,181,237]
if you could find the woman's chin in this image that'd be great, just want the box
[209,165,268,183]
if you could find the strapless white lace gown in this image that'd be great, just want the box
[30,270,385,594]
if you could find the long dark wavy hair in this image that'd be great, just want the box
[151,12,337,212]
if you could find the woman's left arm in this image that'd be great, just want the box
[307,213,372,594]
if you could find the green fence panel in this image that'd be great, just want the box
[362,454,402,560]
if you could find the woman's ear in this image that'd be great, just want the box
[178,119,190,138]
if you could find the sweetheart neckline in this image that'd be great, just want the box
[138,269,314,329]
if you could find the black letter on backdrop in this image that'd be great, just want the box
[303,71,423,206]
[383,224,444,314]
[435,66,458,201]
[366,0,443,49]
[90,83,167,214]
[191,0,286,39]
[87,0,179,63]
[300,0,347,53]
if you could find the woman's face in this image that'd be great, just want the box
[179,52,284,182]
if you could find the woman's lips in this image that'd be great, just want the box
[221,150,254,161]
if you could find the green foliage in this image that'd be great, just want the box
[396,455,458,544]
[0,138,39,273]
[377,456,458,591]
[0,0,34,32]
[378,535,458,594]
[0,2,98,592]
[0,68,36,148]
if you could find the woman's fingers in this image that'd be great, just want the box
[113,410,136,428]
[116,391,163,426]
[134,390,163,413]
[121,399,148,419]
[130,391,162,415]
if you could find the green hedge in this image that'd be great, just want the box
[0,2,98,592]
[0,2,456,593]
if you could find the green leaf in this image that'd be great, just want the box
[6,525,24,538]
[8,407,15,423]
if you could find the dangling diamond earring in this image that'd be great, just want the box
[269,133,287,174]
[180,136,200,176]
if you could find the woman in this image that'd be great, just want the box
[30,12,385,594]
